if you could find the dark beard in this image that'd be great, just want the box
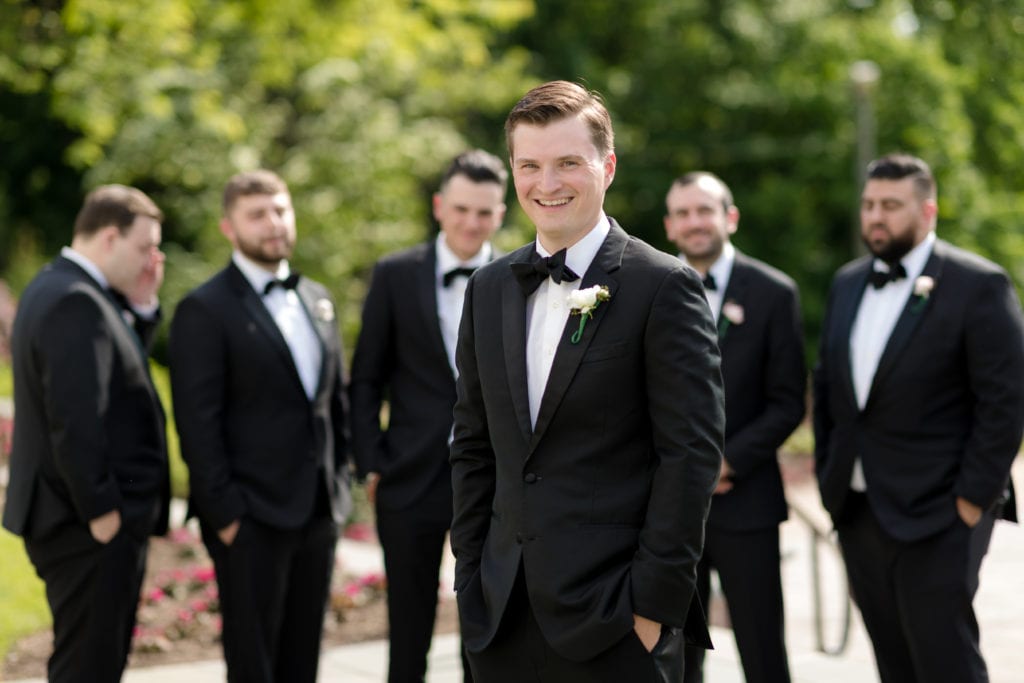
[863,229,916,265]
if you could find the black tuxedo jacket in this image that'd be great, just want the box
[710,251,806,531]
[168,262,351,532]
[813,238,1024,541]
[3,256,169,541]
[350,240,469,511]
[450,221,725,662]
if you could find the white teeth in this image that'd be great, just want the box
[538,198,571,207]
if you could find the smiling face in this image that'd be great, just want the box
[220,192,296,270]
[509,113,616,252]
[664,176,738,270]
[434,174,506,261]
[860,177,935,263]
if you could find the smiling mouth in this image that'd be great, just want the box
[537,198,572,207]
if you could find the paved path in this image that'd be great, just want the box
[8,462,1024,682]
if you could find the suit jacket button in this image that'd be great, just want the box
[515,533,524,544]
[524,472,538,484]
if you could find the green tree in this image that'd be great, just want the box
[500,0,1024,357]
[0,0,534,351]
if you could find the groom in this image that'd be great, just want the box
[450,80,725,682]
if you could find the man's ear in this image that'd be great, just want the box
[726,206,740,236]
[218,217,235,243]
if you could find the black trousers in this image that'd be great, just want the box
[466,565,684,683]
[836,492,994,683]
[202,509,338,683]
[683,525,790,683]
[25,523,149,683]
[376,474,473,683]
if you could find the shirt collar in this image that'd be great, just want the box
[435,233,492,278]
[535,212,611,279]
[707,241,735,285]
[873,231,935,281]
[61,246,108,289]
[232,250,291,294]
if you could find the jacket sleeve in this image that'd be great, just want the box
[955,269,1024,509]
[348,261,396,480]
[630,266,724,625]
[168,294,246,530]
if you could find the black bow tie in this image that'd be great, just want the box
[510,248,580,296]
[443,266,477,287]
[867,262,907,290]
[263,272,300,295]
[701,273,717,291]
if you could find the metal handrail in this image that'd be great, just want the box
[787,501,852,656]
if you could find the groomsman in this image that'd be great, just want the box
[350,149,507,682]
[450,80,724,682]
[3,185,169,681]
[814,153,1024,683]
[665,172,804,683]
[170,170,352,683]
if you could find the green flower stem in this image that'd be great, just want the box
[570,315,589,344]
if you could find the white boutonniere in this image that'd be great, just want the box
[718,300,744,338]
[567,285,610,344]
[911,275,935,314]
[314,298,335,323]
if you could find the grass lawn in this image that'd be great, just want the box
[0,528,49,661]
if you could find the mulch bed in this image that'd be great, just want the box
[2,525,458,680]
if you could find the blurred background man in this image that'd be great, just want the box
[664,171,804,683]
[350,149,507,683]
[170,170,352,683]
[814,153,1024,683]
[3,185,169,682]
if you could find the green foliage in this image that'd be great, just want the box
[502,0,1024,358]
[2,0,1023,362]
[0,359,11,397]
[0,529,49,660]
[150,360,189,500]
[0,0,534,355]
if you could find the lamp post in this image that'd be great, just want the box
[849,60,880,254]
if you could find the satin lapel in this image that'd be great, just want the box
[228,264,301,383]
[415,244,451,377]
[835,261,871,413]
[718,254,751,348]
[503,248,535,445]
[295,278,333,396]
[866,245,946,408]
[528,226,625,455]
[57,258,164,421]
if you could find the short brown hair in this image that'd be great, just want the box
[222,169,290,214]
[504,81,614,159]
[73,185,163,237]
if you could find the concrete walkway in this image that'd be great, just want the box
[8,463,1024,682]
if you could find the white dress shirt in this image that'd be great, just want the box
[848,230,935,489]
[233,252,323,400]
[436,234,492,378]
[681,241,735,323]
[526,215,611,428]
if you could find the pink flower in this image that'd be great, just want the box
[169,527,196,544]
[145,587,167,604]
[189,599,210,613]
[343,522,375,542]
[191,566,217,583]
